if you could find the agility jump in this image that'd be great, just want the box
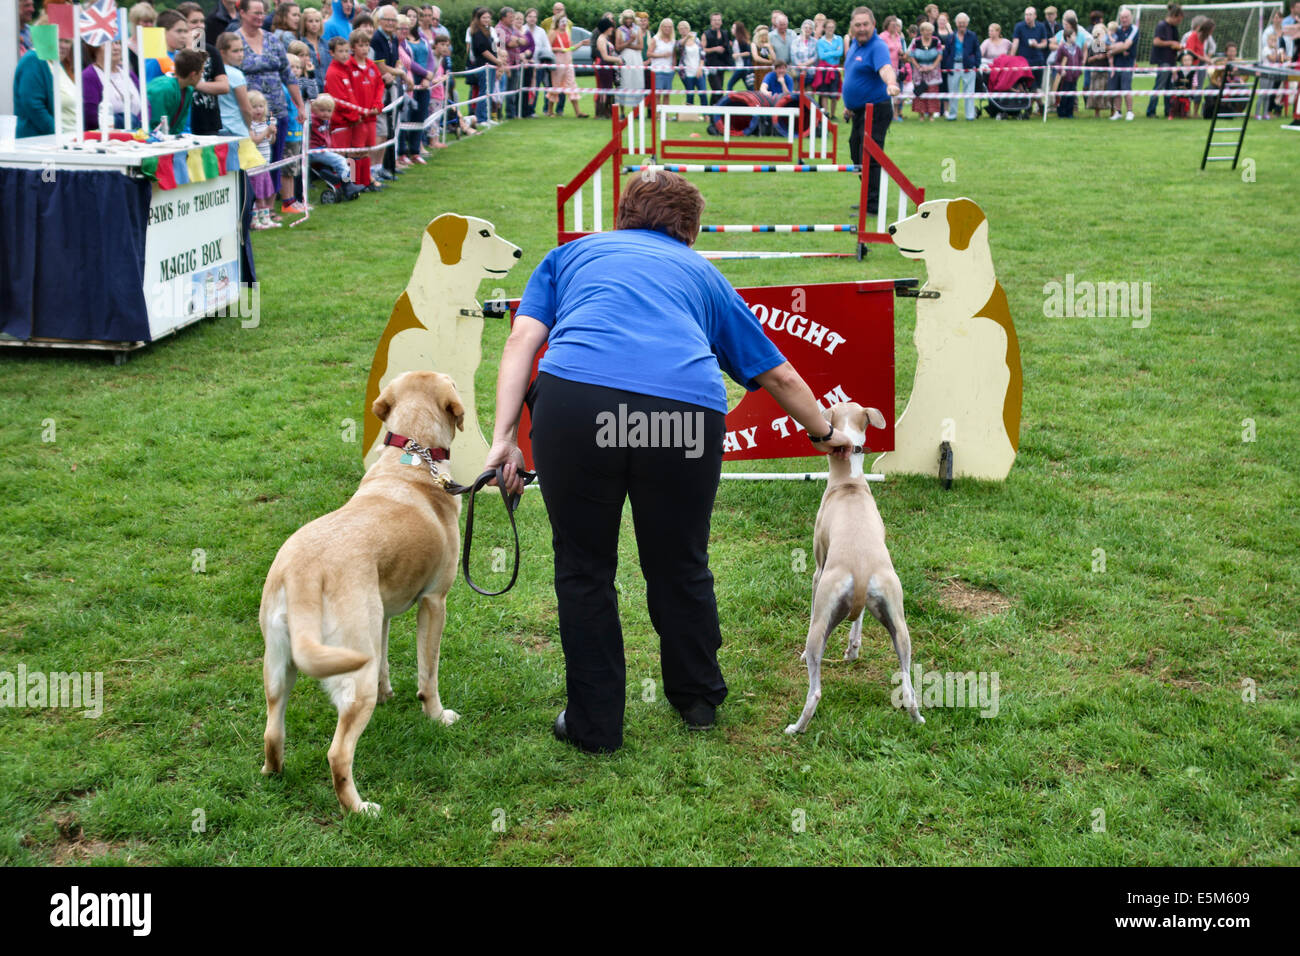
[557,80,926,260]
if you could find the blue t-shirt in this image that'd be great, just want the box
[517,229,787,413]
[1013,20,1050,66]
[761,71,795,96]
[842,33,891,108]
[219,64,248,136]
[815,35,844,65]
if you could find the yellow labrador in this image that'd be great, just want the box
[260,370,465,815]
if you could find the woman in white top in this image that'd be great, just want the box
[615,8,644,107]
[525,8,555,115]
[678,25,705,108]
[649,17,676,108]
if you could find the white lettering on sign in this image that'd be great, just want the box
[721,425,758,454]
[748,303,848,355]
[770,385,853,438]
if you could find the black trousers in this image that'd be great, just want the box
[849,99,892,214]
[1146,67,1173,117]
[707,67,725,104]
[530,373,728,752]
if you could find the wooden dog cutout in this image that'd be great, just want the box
[875,198,1022,481]
[362,214,522,485]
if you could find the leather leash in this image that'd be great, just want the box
[457,464,537,596]
[384,431,537,597]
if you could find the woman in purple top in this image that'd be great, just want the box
[236,0,304,193]
[83,40,141,130]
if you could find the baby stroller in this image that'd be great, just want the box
[309,161,352,205]
[985,55,1035,119]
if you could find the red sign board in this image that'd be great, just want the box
[512,279,895,468]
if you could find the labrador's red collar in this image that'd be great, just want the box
[384,431,450,461]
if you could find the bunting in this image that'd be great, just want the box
[138,139,265,190]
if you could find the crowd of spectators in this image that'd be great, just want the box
[10,2,1300,219]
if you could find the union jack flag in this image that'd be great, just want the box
[80,0,120,48]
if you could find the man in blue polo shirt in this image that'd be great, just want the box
[841,6,898,217]
[1011,6,1051,106]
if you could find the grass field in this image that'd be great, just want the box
[1,104,1297,866]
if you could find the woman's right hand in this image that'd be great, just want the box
[485,439,527,495]
[812,428,853,459]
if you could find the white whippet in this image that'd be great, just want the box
[785,402,924,734]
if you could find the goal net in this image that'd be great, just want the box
[1129,2,1278,63]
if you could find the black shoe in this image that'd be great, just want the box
[552,709,616,753]
[677,700,716,730]
[343,183,366,200]
[850,203,859,210]
[363,183,384,192]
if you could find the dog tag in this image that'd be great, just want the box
[400,453,421,467]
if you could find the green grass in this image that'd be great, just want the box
[1,108,1297,865]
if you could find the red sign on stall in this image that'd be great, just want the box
[512,279,895,468]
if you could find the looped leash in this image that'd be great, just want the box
[384,430,537,596]
[459,465,537,596]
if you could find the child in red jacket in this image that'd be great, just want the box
[324,34,382,188]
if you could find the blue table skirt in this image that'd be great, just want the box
[0,167,256,343]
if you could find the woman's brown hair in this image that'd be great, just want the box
[616,171,704,246]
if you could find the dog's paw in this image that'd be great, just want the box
[260,762,277,776]
[843,644,861,661]
[910,709,926,725]
[377,684,395,704]
[356,801,382,816]
[437,708,461,726]
[784,723,802,735]
[799,649,807,663]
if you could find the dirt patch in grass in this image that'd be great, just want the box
[50,814,123,864]
[937,580,1013,618]
[509,633,553,653]
[22,805,133,865]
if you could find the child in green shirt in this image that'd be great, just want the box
[146,48,207,134]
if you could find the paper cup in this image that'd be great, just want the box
[0,115,16,152]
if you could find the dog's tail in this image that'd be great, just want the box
[285,571,371,679]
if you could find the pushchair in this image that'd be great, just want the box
[309,159,353,205]
[985,55,1035,119]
